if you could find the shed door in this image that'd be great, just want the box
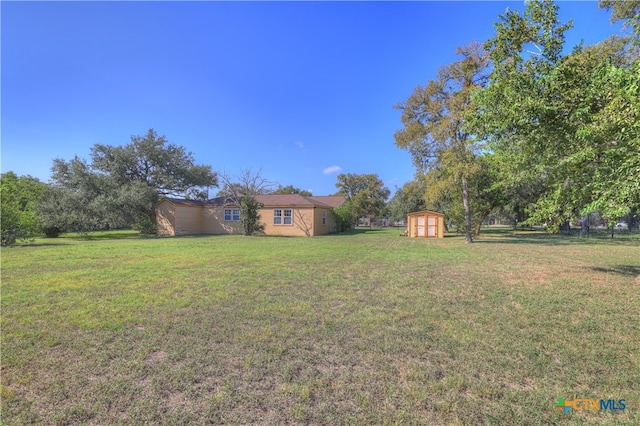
[417,217,426,237]
[427,217,437,237]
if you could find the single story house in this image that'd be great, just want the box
[156,194,346,237]
[406,209,445,238]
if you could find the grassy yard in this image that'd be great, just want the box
[2,229,639,424]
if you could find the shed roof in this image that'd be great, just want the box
[407,209,445,217]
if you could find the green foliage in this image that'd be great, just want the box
[334,173,390,218]
[43,226,63,238]
[386,180,428,223]
[469,0,639,232]
[239,194,265,236]
[38,174,158,234]
[131,214,157,234]
[0,172,46,245]
[418,155,503,235]
[577,58,640,218]
[39,129,215,234]
[600,0,640,41]
[332,200,357,232]
[272,185,312,196]
[91,129,217,197]
[395,42,490,242]
[218,169,273,236]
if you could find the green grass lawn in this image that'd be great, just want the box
[2,229,639,424]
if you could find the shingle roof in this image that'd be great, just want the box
[158,194,345,208]
[307,196,347,208]
[160,197,206,206]
[256,194,346,208]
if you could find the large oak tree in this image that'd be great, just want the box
[39,129,217,233]
[334,173,390,220]
[394,42,490,242]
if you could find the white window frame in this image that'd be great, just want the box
[224,208,240,222]
[274,208,293,225]
[322,209,327,225]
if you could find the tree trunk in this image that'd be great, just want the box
[473,209,492,237]
[474,221,482,237]
[462,176,473,243]
[628,207,638,234]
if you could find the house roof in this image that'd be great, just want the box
[307,196,347,208]
[159,197,207,207]
[407,209,445,217]
[158,195,346,208]
[255,194,346,208]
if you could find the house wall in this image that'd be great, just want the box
[312,207,335,236]
[157,200,342,237]
[260,206,315,236]
[202,206,243,234]
[156,200,176,236]
[174,205,204,235]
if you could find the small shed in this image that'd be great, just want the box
[407,210,445,238]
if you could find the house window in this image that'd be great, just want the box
[274,208,293,225]
[322,210,327,225]
[224,208,240,221]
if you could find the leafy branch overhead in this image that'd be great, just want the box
[467,0,639,231]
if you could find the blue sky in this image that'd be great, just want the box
[1,1,624,196]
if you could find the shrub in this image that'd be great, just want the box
[333,200,357,233]
[239,194,265,236]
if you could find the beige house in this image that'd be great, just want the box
[406,209,445,238]
[156,194,346,237]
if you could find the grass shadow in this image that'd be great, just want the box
[2,241,73,248]
[590,265,640,278]
[64,230,145,241]
[331,228,381,236]
[473,228,639,246]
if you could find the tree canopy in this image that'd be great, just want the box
[386,179,428,223]
[272,185,312,196]
[39,129,217,234]
[467,0,639,231]
[91,129,217,197]
[334,173,390,219]
[1,172,46,245]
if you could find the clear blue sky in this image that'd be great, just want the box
[1,1,624,196]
